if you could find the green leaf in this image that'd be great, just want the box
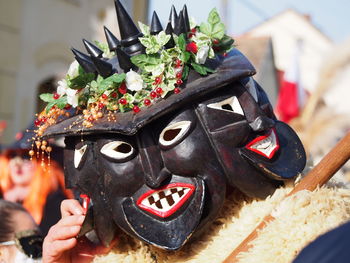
[182,51,191,63]
[138,21,150,35]
[191,63,207,75]
[118,104,125,113]
[78,65,85,75]
[107,73,126,84]
[178,34,187,51]
[208,8,221,25]
[211,23,225,40]
[157,31,171,46]
[131,54,161,69]
[40,93,54,102]
[199,22,211,36]
[217,35,234,51]
[139,37,152,48]
[69,73,95,89]
[191,63,215,75]
[182,65,190,80]
[45,101,56,113]
[55,96,68,109]
[90,80,98,92]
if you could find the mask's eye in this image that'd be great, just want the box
[207,96,244,115]
[74,144,87,168]
[159,121,191,147]
[100,141,134,160]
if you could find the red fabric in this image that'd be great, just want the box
[275,79,299,123]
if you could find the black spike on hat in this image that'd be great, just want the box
[182,5,191,33]
[114,0,144,55]
[164,22,175,49]
[174,10,186,36]
[150,11,163,35]
[90,56,114,78]
[104,26,120,52]
[116,47,137,72]
[83,39,104,58]
[71,48,97,74]
[169,5,178,29]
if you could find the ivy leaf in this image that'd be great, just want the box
[157,31,171,46]
[178,34,187,52]
[211,23,225,40]
[131,54,161,69]
[199,22,211,36]
[55,96,68,109]
[191,63,215,75]
[138,22,150,36]
[182,65,190,80]
[40,93,54,102]
[182,51,191,63]
[90,80,98,92]
[45,101,56,113]
[216,35,235,51]
[69,73,95,89]
[208,8,221,24]
[107,73,126,84]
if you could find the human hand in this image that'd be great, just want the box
[42,199,85,263]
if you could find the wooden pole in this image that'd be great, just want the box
[223,131,350,263]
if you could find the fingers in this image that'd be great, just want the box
[42,237,77,263]
[47,215,85,241]
[61,199,85,217]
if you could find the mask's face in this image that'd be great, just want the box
[63,80,306,250]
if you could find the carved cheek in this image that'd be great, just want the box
[161,126,214,175]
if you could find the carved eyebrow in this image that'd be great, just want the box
[207,96,244,115]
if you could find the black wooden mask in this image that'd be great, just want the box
[40,1,306,251]
[59,78,305,250]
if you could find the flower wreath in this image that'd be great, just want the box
[34,8,234,135]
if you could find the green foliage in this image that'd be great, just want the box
[39,8,235,115]
[200,8,226,40]
[191,63,215,75]
[68,72,95,90]
[40,93,54,102]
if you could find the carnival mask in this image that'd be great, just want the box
[38,0,306,250]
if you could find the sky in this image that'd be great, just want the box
[149,0,350,44]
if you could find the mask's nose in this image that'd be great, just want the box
[137,129,171,189]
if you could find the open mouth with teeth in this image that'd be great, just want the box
[245,128,279,159]
[136,183,195,218]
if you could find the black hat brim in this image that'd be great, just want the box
[43,49,255,138]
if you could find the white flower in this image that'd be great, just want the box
[126,70,144,92]
[66,88,80,108]
[196,46,210,64]
[57,79,68,96]
[67,60,80,79]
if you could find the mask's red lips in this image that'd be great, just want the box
[136,183,195,218]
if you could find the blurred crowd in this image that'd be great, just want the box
[0,120,73,262]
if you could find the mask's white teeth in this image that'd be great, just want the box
[141,187,191,212]
[247,130,279,159]
[256,137,272,149]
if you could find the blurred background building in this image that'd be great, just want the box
[0,0,149,144]
[0,0,349,178]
